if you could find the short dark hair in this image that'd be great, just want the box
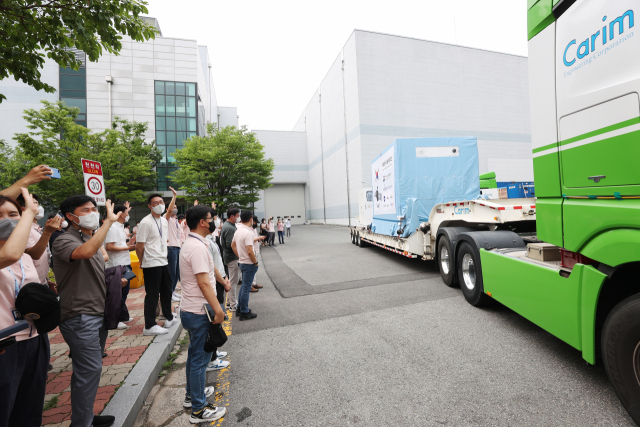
[124,222,130,227]
[147,193,163,205]
[15,193,39,207]
[177,214,185,220]
[186,205,211,230]
[60,195,96,218]
[240,210,253,223]
[227,208,239,218]
[113,204,127,215]
[253,215,259,223]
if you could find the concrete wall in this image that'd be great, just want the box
[217,106,238,128]
[354,31,532,186]
[252,130,308,220]
[0,57,59,146]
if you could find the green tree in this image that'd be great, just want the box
[0,0,157,103]
[12,100,161,208]
[171,124,274,213]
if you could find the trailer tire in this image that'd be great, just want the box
[457,242,491,307]
[359,235,369,248]
[356,233,361,247]
[601,293,640,425]
[438,236,456,287]
[351,231,355,244]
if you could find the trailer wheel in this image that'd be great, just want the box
[351,230,355,244]
[359,234,369,248]
[355,233,361,247]
[438,236,456,287]
[457,242,491,306]
[602,293,640,425]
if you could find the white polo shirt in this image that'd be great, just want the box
[137,214,169,268]
[105,221,131,268]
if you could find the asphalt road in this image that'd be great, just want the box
[222,225,634,426]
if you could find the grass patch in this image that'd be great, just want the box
[43,395,59,411]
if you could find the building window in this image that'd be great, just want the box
[59,49,87,127]
[154,81,198,191]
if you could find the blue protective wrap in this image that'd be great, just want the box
[370,137,480,237]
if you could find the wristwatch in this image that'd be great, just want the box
[254,262,259,266]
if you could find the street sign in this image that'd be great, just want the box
[81,158,106,206]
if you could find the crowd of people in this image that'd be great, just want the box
[0,164,295,426]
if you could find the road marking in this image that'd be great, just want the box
[211,310,233,426]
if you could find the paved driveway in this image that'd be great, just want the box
[224,225,634,426]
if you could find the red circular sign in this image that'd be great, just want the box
[87,177,103,195]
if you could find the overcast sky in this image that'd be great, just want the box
[146,0,529,131]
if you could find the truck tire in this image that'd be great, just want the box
[438,236,456,287]
[356,233,361,247]
[457,242,491,307]
[359,234,369,248]
[601,293,640,425]
[351,230,355,244]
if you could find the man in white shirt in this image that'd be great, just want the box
[286,217,292,238]
[167,205,183,302]
[105,202,136,329]
[135,188,179,336]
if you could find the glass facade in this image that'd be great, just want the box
[154,81,198,191]
[59,50,87,127]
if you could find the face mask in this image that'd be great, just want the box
[35,205,45,220]
[70,211,99,230]
[252,222,257,229]
[61,221,68,229]
[214,218,221,227]
[152,204,165,215]
[125,215,130,222]
[172,209,178,215]
[0,218,20,240]
[208,219,216,233]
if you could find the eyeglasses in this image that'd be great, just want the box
[149,200,164,207]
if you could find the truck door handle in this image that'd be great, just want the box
[588,175,606,183]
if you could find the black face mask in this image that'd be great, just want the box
[252,222,258,229]
[208,220,216,233]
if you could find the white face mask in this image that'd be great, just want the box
[152,204,165,215]
[35,205,45,220]
[70,211,99,230]
[125,215,130,222]
[61,221,68,229]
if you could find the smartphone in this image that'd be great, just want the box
[48,168,61,179]
[0,322,29,341]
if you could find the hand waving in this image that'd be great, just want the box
[21,188,39,217]
[44,215,62,233]
[105,199,121,223]
[169,186,177,197]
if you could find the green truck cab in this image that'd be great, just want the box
[446,1,640,423]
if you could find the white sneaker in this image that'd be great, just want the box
[216,350,228,358]
[206,358,230,371]
[164,318,179,328]
[124,318,134,323]
[143,325,168,336]
[117,322,128,329]
[183,386,214,408]
[189,403,226,423]
[171,292,181,302]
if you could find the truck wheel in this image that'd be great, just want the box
[457,242,491,306]
[351,231,355,244]
[359,234,369,248]
[602,293,640,425]
[438,236,456,287]
[355,233,361,247]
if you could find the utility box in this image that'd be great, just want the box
[527,242,561,262]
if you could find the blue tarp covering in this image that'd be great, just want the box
[370,137,480,238]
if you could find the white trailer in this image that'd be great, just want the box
[350,195,537,266]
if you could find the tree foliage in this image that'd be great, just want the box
[171,124,274,214]
[12,100,161,209]
[0,0,157,102]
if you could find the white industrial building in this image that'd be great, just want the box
[0,17,238,200]
[255,30,532,226]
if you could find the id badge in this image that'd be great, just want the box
[161,242,166,252]
[11,308,26,325]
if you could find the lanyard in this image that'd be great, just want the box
[189,233,207,247]
[153,217,163,238]
[7,259,25,299]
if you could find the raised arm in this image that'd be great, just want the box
[0,188,38,269]
[25,215,61,259]
[0,165,53,199]
[71,200,122,260]
[164,186,178,221]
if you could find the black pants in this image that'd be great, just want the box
[0,334,50,427]
[142,265,174,329]
[211,280,226,361]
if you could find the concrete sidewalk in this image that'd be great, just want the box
[42,287,181,426]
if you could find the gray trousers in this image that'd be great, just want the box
[59,314,108,427]
[226,260,239,308]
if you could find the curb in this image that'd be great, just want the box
[101,321,184,427]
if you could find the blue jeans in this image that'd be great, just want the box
[168,247,181,293]
[181,310,213,412]
[278,231,284,243]
[238,263,259,314]
[122,264,132,304]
